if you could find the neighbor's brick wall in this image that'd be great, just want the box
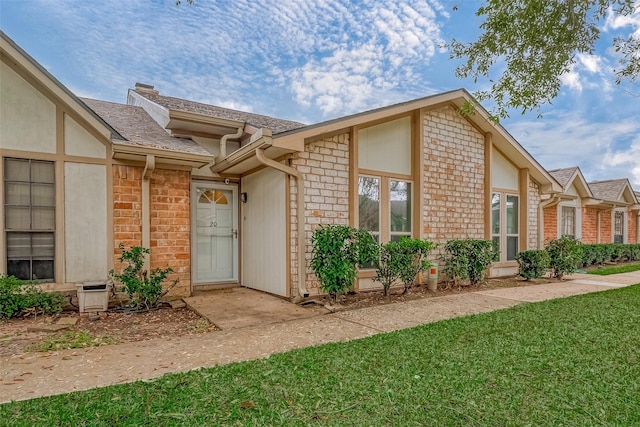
[628,211,638,244]
[543,205,557,244]
[289,133,350,296]
[422,106,485,245]
[528,180,541,249]
[601,209,612,243]
[150,169,191,297]
[582,207,599,244]
[112,165,191,297]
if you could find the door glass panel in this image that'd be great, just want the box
[390,180,411,233]
[506,195,518,234]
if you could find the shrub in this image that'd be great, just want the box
[373,241,402,296]
[394,238,436,294]
[0,275,64,319]
[310,225,378,302]
[546,236,582,279]
[442,239,498,286]
[110,244,178,311]
[515,250,550,280]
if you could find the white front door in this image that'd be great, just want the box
[192,182,238,283]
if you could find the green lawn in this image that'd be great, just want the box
[587,262,640,276]
[2,285,640,426]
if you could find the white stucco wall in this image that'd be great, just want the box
[358,116,411,175]
[241,167,287,296]
[0,61,56,152]
[64,114,106,158]
[491,147,519,191]
[64,162,108,282]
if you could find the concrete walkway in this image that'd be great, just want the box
[1,270,638,404]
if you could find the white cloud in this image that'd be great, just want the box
[559,70,583,91]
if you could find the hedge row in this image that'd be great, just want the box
[517,239,640,280]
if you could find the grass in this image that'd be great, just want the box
[587,261,640,276]
[2,285,640,426]
[27,330,114,352]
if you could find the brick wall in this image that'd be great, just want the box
[422,106,485,247]
[150,169,191,297]
[528,180,541,249]
[543,205,557,244]
[289,133,350,295]
[113,165,143,270]
[628,211,638,244]
[112,165,191,297]
[582,207,599,244]
[600,209,612,243]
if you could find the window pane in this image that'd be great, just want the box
[31,183,55,206]
[32,233,55,257]
[359,176,380,232]
[7,233,31,258]
[5,182,30,205]
[32,207,55,230]
[562,206,575,237]
[5,206,30,229]
[390,233,411,242]
[32,260,54,281]
[390,180,411,233]
[7,260,30,281]
[507,236,518,261]
[4,158,30,181]
[491,193,500,235]
[31,161,55,183]
[506,195,518,234]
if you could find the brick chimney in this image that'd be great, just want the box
[134,82,159,95]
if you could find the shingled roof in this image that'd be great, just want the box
[588,179,631,202]
[81,98,210,156]
[134,90,306,135]
[548,167,578,188]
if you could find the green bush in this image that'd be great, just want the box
[515,250,550,280]
[0,275,64,319]
[110,244,178,311]
[546,236,582,279]
[310,225,378,302]
[578,243,640,267]
[442,239,498,286]
[373,241,402,296]
[394,238,436,293]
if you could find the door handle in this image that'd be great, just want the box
[232,229,238,239]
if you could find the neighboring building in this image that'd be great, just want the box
[0,32,574,299]
[587,179,639,244]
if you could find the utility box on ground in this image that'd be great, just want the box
[77,283,112,313]
[426,265,439,291]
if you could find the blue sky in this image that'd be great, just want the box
[2,0,639,186]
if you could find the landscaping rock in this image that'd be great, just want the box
[169,299,186,309]
[56,317,78,327]
[27,324,71,333]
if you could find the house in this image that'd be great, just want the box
[2,31,565,299]
[543,167,639,245]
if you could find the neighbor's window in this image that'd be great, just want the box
[561,206,576,238]
[4,158,55,281]
[491,192,519,262]
[614,211,624,244]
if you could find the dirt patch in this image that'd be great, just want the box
[0,306,214,358]
[310,275,557,311]
[0,275,555,357]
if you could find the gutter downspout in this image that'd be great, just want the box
[142,155,155,271]
[255,147,309,299]
[538,195,560,249]
[220,126,244,160]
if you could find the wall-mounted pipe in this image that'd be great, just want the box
[142,155,155,271]
[220,126,244,159]
[255,147,309,299]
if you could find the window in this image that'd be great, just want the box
[491,192,519,262]
[359,175,412,245]
[561,206,576,238]
[614,211,624,244]
[4,158,55,281]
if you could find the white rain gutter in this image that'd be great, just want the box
[142,154,155,271]
[538,194,560,249]
[255,147,309,299]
